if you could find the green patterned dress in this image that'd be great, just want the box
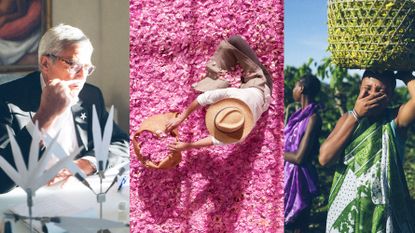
[326,114,415,233]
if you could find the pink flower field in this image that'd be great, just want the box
[129,0,284,232]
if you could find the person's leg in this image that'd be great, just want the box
[228,35,273,92]
[228,35,262,66]
[195,36,273,93]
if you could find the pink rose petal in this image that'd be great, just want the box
[129,0,284,232]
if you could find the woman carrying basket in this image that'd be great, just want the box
[320,70,415,232]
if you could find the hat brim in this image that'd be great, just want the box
[205,98,254,144]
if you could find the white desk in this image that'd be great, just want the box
[0,172,129,233]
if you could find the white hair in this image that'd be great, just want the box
[38,24,93,66]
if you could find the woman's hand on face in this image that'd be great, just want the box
[354,90,387,117]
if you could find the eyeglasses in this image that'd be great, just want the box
[47,54,96,76]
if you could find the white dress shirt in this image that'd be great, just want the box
[25,75,96,170]
[196,87,271,145]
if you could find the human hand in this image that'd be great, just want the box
[74,158,96,176]
[165,116,184,133]
[47,158,95,186]
[48,168,72,187]
[35,79,72,123]
[35,79,81,129]
[354,90,387,117]
[168,141,190,152]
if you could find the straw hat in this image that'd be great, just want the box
[205,98,254,143]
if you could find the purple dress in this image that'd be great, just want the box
[284,103,319,224]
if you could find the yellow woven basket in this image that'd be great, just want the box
[328,0,415,70]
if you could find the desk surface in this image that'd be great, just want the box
[0,172,129,233]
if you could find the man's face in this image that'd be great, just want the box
[41,42,94,98]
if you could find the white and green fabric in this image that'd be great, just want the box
[326,115,415,233]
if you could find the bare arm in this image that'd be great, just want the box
[319,114,357,166]
[165,99,201,132]
[168,136,214,152]
[319,89,386,166]
[395,71,415,136]
[178,99,201,122]
[284,114,321,165]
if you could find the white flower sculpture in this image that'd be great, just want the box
[0,106,125,232]
[0,122,84,233]
[92,104,114,178]
[0,123,83,194]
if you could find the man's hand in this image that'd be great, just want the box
[33,79,74,130]
[48,168,72,187]
[165,116,184,133]
[74,158,96,175]
[168,141,190,152]
[165,99,201,133]
[41,79,73,114]
[47,159,95,187]
[354,91,387,118]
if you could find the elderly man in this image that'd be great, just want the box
[0,24,129,193]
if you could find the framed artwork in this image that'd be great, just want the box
[0,0,51,73]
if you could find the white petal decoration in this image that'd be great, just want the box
[0,122,83,193]
[92,105,114,172]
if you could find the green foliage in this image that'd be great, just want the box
[284,58,314,107]
[285,58,360,136]
[284,58,415,232]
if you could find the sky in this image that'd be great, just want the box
[284,1,366,79]
[284,0,329,68]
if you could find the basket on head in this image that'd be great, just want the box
[132,112,181,169]
[328,0,415,71]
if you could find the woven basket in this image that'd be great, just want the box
[132,112,182,169]
[328,0,415,70]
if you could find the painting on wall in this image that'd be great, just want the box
[0,0,51,73]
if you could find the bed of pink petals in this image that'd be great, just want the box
[129,0,284,232]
